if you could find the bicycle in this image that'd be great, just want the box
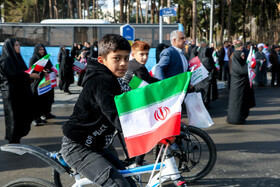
[1,124,216,187]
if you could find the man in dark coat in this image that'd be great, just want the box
[155,30,188,80]
[218,41,230,82]
[227,41,255,124]
[269,45,280,87]
[0,38,40,143]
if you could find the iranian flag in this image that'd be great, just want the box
[246,46,256,69]
[25,54,50,74]
[115,72,192,158]
[246,46,256,88]
[129,75,148,90]
[212,51,220,71]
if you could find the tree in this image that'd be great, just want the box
[227,0,232,41]
[68,0,74,18]
[49,0,53,19]
[127,0,131,23]
[192,0,197,41]
[119,0,124,23]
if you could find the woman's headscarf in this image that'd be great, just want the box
[1,38,28,72]
[156,43,168,63]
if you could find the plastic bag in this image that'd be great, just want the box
[184,92,214,128]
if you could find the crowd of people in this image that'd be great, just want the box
[0,31,279,186]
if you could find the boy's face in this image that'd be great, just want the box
[132,50,149,65]
[98,50,130,78]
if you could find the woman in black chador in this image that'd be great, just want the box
[227,41,255,124]
[194,47,218,109]
[29,44,56,126]
[59,49,74,94]
[0,38,39,143]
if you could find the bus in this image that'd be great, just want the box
[0,19,178,47]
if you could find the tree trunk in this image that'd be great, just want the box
[78,0,82,19]
[258,0,264,42]
[119,0,124,23]
[166,0,171,23]
[93,0,96,19]
[49,0,53,19]
[53,0,58,18]
[113,0,116,22]
[127,0,130,23]
[136,0,139,23]
[96,0,98,19]
[243,0,247,43]
[145,0,150,24]
[177,3,181,22]
[192,0,197,41]
[86,0,89,19]
[35,0,40,22]
[220,0,225,45]
[227,0,232,41]
[139,1,144,23]
[68,0,74,18]
[151,0,155,23]
[42,0,46,20]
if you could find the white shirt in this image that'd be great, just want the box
[173,46,189,72]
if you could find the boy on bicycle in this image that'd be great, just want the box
[60,34,136,187]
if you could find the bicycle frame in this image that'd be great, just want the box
[70,145,182,187]
[0,144,185,187]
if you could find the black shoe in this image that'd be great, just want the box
[64,90,72,95]
[32,119,44,126]
[45,113,56,119]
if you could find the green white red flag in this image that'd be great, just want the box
[246,46,256,87]
[128,75,148,90]
[114,72,192,158]
[25,54,50,74]
[246,46,256,69]
[212,51,220,71]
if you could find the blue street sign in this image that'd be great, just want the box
[159,7,177,17]
[120,24,135,44]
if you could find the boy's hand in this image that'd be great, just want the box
[158,136,176,145]
[181,119,188,126]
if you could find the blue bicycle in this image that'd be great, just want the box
[1,124,216,187]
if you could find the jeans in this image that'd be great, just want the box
[61,136,136,187]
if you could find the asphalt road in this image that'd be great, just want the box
[0,81,280,187]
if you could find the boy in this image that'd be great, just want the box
[60,34,136,187]
[123,41,159,84]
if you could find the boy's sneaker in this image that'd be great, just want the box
[127,160,149,169]
[44,113,56,119]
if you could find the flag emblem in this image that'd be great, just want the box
[154,107,170,121]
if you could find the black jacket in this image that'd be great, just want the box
[62,59,122,151]
[124,59,159,84]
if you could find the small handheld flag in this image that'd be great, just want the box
[25,54,50,74]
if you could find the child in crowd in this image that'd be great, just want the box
[123,40,159,84]
[60,34,136,186]
[123,41,159,167]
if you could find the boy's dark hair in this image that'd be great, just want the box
[98,34,131,58]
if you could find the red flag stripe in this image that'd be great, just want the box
[124,113,181,158]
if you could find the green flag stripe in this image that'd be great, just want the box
[42,54,51,60]
[129,76,142,89]
[115,72,192,115]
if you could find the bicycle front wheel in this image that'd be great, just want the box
[175,125,217,182]
[4,177,56,187]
